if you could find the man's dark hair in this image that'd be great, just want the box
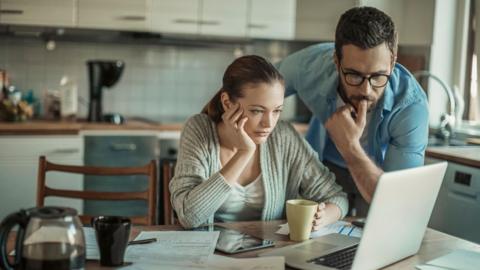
[335,6,397,60]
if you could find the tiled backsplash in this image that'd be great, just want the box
[0,36,300,122]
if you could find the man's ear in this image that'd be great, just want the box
[220,92,231,111]
[333,52,340,70]
[391,54,397,70]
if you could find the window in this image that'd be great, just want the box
[465,0,480,121]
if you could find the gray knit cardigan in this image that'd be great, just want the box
[169,114,348,228]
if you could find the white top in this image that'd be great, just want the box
[215,174,265,222]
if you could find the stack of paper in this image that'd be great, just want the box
[124,231,219,267]
[275,221,363,238]
[84,228,285,270]
[416,250,480,270]
[83,227,100,260]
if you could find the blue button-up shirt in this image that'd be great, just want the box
[277,43,429,171]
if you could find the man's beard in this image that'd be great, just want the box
[337,84,376,112]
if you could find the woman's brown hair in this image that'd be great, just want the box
[202,55,284,123]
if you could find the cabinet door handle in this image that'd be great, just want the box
[173,19,198,24]
[0,9,24,15]
[110,143,137,151]
[247,23,268,29]
[46,148,81,155]
[117,15,146,21]
[449,190,478,202]
[199,20,220,26]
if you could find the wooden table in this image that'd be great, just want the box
[7,220,480,269]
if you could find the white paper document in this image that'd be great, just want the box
[124,231,219,267]
[416,249,480,270]
[275,221,363,238]
[83,227,100,260]
[85,229,283,269]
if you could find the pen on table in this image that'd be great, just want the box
[351,220,365,228]
[128,238,157,245]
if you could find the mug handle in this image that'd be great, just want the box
[0,210,29,270]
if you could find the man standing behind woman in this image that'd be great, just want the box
[277,7,429,216]
[169,55,347,229]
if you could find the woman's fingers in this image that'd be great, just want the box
[312,203,327,231]
[230,108,244,126]
[318,202,326,211]
[315,203,326,218]
[238,116,248,131]
[222,103,239,122]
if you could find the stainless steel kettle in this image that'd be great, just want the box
[0,206,85,270]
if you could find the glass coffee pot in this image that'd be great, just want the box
[0,206,85,270]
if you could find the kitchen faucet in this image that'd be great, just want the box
[413,71,456,142]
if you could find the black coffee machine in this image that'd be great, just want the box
[87,60,124,123]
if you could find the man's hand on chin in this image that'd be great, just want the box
[325,100,368,155]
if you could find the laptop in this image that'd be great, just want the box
[259,162,448,270]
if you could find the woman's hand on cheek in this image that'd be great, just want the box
[221,103,256,152]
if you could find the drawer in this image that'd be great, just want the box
[0,135,83,163]
[84,135,158,166]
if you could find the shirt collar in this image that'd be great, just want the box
[381,81,394,112]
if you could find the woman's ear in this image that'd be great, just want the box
[220,92,231,111]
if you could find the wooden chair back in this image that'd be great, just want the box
[37,156,157,225]
[162,159,177,225]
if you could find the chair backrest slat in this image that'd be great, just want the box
[46,162,152,175]
[162,159,177,225]
[37,156,157,225]
[44,187,149,201]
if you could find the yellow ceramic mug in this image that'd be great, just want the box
[286,199,318,241]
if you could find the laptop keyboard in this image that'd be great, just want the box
[308,244,358,270]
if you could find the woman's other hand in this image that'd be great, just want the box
[312,203,342,231]
[221,103,256,152]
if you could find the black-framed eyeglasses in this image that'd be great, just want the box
[340,65,390,88]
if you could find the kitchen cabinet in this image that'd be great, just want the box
[78,0,147,31]
[200,0,248,37]
[295,0,355,41]
[426,155,480,244]
[0,135,84,221]
[295,0,434,46]
[359,0,434,46]
[0,0,76,27]
[83,135,158,218]
[148,0,200,35]
[247,0,296,40]
[148,0,248,38]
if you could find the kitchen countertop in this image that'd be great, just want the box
[426,146,480,169]
[0,120,184,135]
[0,120,309,136]
[3,120,478,168]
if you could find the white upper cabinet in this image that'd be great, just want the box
[247,0,296,40]
[78,0,147,31]
[360,0,434,46]
[199,0,248,37]
[0,0,76,27]
[148,0,200,35]
[295,0,435,45]
[295,0,355,41]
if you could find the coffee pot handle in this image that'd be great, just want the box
[0,210,29,270]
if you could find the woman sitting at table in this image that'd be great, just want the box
[169,55,348,229]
